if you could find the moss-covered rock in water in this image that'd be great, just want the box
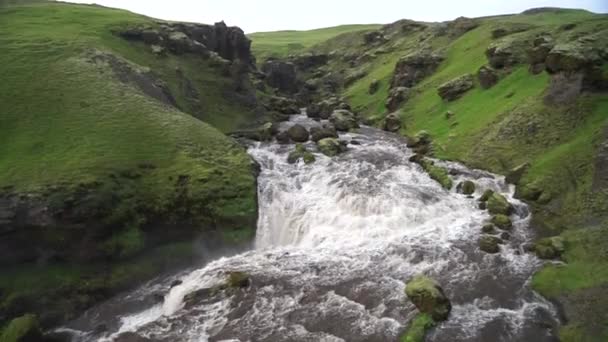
[487,193,513,215]
[227,271,251,288]
[287,144,316,164]
[479,235,502,253]
[491,214,513,230]
[329,109,359,131]
[482,224,496,234]
[399,313,436,342]
[287,124,310,142]
[457,180,476,195]
[419,160,453,190]
[317,138,347,157]
[405,275,452,321]
[534,236,565,259]
[478,189,494,202]
[0,314,42,342]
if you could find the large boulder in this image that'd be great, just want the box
[308,98,349,120]
[405,275,452,321]
[527,36,554,68]
[479,235,502,253]
[310,124,338,142]
[317,138,347,157]
[383,112,402,133]
[456,180,476,195]
[0,314,43,342]
[385,86,411,111]
[447,17,479,38]
[486,38,527,69]
[477,65,499,89]
[267,96,299,115]
[534,236,565,259]
[437,74,474,101]
[262,60,299,93]
[487,193,514,215]
[329,110,359,131]
[391,51,444,88]
[545,42,602,74]
[287,124,309,142]
[287,144,315,164]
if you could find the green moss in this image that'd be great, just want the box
[227,271,250,288]
[420,160,453,190]
[400,313,436,342]
[487,193,513,215]
[0,314,41,342]
[491,214,513,230]
[103,225,145,259]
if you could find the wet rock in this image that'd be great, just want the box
[479,235,502,253]
[317,138,347,157]
[391,51,444,88]
[383,112,402,133]
[310,124,338,142]
[456,180,476,195]
[500,232,511,240]
[479,189,494,202]
[0,314,43,342]
[491,214,513,231]
[487,193,514,215]
[287,124,310,143]
[534,236,565,259]
[482,224,496,234]
[505,162,530,185]
[329,110,359,131]
[385,86,411,111]
[227,271,251,288]
[437,74,474,101]
[408,130,434,155]
[477,65,499,89]
[288,144,316,164]
[276,130,291,144]
[478,201,487,210]
[486,38,527,69]
[369,79,380,94]
[170,280,183,288]
[262,60,298,93]
[405,275,452,321]
[308,98,348,120]
[114,332,152,342]
[267,96,299,115]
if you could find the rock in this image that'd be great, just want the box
[491,214,513,230]
[369,79,380,94]
[310,125,338,142]
[383,112,402,133]
[516,183,543,201]
[527,36,554,66]
[306,102,322,119]
[287,124,309,142]
[486,38,527,69]
[267,96,299,114]
[114,332,152,342]
[166,31,207,55]
[276,130,291,144]
[534,236,565,259]
[505,162,530,184]
[318,138,347,157]
[391,51,444,88]
[289,53,328,70]
[385,86,411,111]
[170,280,183,288]
[491,23,534,39]
[288,144,315,164]
[478,202,487,210]
[405,275,452,321]
[227,271,251,288]
[437,74,474,101]
[593,132,608,190]
[456,180,476,195]
[477,65,499,89]
[1,314,43,342]
[500,232,511,240]
[447,17,478,38]
[545,43,601,73]
[482,224,496,234]
[544,72,585,105]
[329,110,359,131]
[419,159,453,190]
[445,110,455,119]
[262,60,298,93]
[408,130,434,155]
[344,69,368,87]
[479,189,494,202]
[364,30,386,45]
[487,193,514,215]
[479,235,502,253]
[309,98,347,120]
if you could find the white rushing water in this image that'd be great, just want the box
[70,115,559,342]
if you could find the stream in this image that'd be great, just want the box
[62,114,559,341]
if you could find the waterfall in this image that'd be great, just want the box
[67,115,559,342]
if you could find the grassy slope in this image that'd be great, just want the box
[0,2,257,327]
[249,24,381,62]
[251,9,608,341]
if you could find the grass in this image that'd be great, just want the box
[249,24,381,61]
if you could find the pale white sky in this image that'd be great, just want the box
[65,0,607,33]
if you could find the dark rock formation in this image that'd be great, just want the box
[437,74,474,101]
[310,124,338,142]
[447,17,478,38]
[369,79,380,94]
[364,30,387,45]
[287,124,310,142]
[505,163,530,184]
[491,23,535,39]
[486,38,527,69]
[391,51,444,88]
[383,112,402,133]
[261,60,299,93]
[330,110,359,131]
[288,53,329,70]
[477,65,499,89]
[544,72,584,105]
[479,235,502,253]
[385,86,411,111]
[266,96,299,115]
[317,138,347,157]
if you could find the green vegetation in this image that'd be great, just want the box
[400,313,435,342]
[420,160,453,190]
[0,314,42,342]
[249,24,381,61]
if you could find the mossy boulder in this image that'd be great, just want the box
[482,224,496,234]
[491,214,513,230]
[545,43,601,73]
[383,112,402,133]
[534,237,565,259]
[485,38,527,69]
[1,314,43,342]
[457,180,476,195]
[386,86,411,111]
[477,65,499,89]
[478,189,494,202]
[227,271,251,288]
[287,144,316,164]
[317,138,347,157]
[419,159,453,190]
[437,74,474,101]
[391,51,444,88]
[287,124,309,143]
[487,193,514,215]
[405,275,452,321]
[479,235,502,253]
[310,124,338,142]
[329,109,359,131]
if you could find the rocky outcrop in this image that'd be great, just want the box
[486,38,527,69]
[385,86,410,111]
[545,42,603,73]
[310,124,338,142]
[437,74,474,101]
[527,36,554,73]
[446,17,478,38]
[364,30,387,45]
[317,138,347,157]
[477,65,499,89]
[307,97,350,120]
[505,162,530,184]
[116,21,253,65]
[391,51,444,88]
[383,112,402,133]
[405,275,452,321]
[491,23,535,39]
[288,53,329,70]
[534,236,565,259]
[329,110,359,131]
[261,60,299,93]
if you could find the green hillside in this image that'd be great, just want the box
[0,1,258,329]
[249,9,608,341]
[249,24,381,61]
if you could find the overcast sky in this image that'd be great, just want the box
[65,0,607,33]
